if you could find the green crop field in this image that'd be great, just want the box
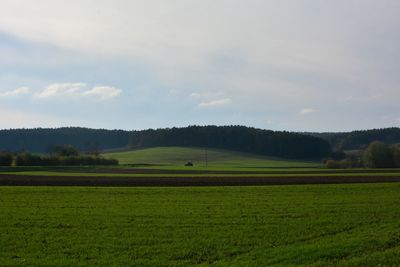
[1,184,400,266]
[2,170,400,177]
[104,146,319,168]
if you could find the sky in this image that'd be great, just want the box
[0,0,399,132]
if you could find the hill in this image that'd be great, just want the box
[104,146,319,168]
[128,126,331,159]
[0,126,331,159]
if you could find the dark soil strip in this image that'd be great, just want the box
[1,175,400,186]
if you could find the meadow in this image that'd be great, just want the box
[104,146,319,168]
[1,184,400,266]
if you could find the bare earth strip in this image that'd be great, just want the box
[1,174,400,186]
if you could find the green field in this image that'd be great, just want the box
[1,146,399,266]
[1,184,400,266]
[104,147,319,168]
[2,170,400,178]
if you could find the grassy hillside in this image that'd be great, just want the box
[104,147,319,168]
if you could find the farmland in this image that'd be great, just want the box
[1,184,400,266]
[1,146,400,186]
[1,146,400,266]
[104,146,319,168]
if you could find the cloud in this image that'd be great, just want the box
[82,86,121,100]
[198,98,232,108]
[34,83,121,101]
[299,108,316,115]
[0,0,385,74]
[0,87,30,97]
[34,83,86,99]
[0,1,399,131]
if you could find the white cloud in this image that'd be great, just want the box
[299,108,316,115]
[82,86,121,100]
[0,87,30,97]
[198,98,232,108]
[34,83,121,101]
[34,83,86,99]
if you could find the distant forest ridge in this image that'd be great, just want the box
[306,127,400,151]
[0,126,330,159]
[128,126,331,159]
[0,126,398,158]
[0,127,130,153]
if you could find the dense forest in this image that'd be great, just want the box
[128,126,331,159]
[0,127,130,153]
[1,126,399,159]
[0,126,331,159]
[308,127,400,151]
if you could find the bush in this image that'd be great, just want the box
[47,144,80,157]
[392,146,400,168]
[362,141,395,168]
[325,159,352,169]
[15,152,43,166]
[330,150,346,160]
[0,152,13,166]
[50,156,118,166]
[14,153,118,166]
[41,156,62,166]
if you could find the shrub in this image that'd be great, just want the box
[325,159,352,169]
[0,152,13,166]
[392,146,400,168]
[15,153,42,166]
[362,141,394,168]
[14,152,118,166]
[47,145,80,157]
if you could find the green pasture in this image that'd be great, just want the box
[103,147,319,168]
[1,170,400,177]
[1,184,400,266]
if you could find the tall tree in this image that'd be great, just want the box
[362,141,394,168]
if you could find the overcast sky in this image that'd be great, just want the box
[0,0,399,131]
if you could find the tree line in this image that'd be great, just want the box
[0,145,118,166]
[309,127,400,151]
[0,125,333,159]
[129,126,332,159]
[325,141,400,169]
[0,127,130,153]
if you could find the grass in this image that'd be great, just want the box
[2,170,400,177]
[104,146,319,168]
[1,184,400,266]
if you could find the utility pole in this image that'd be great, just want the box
[205,147,208,168]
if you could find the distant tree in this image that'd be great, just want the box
[47,145,80,157]
[84,141,101,156]
[325,159,352,169]
[313,127,400,151]
[330,150,346,160]
[362,141,394,168]
[15,152,42,166]
[0,152,13,166]
[346,153,363,168]
[392,145,400,168]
